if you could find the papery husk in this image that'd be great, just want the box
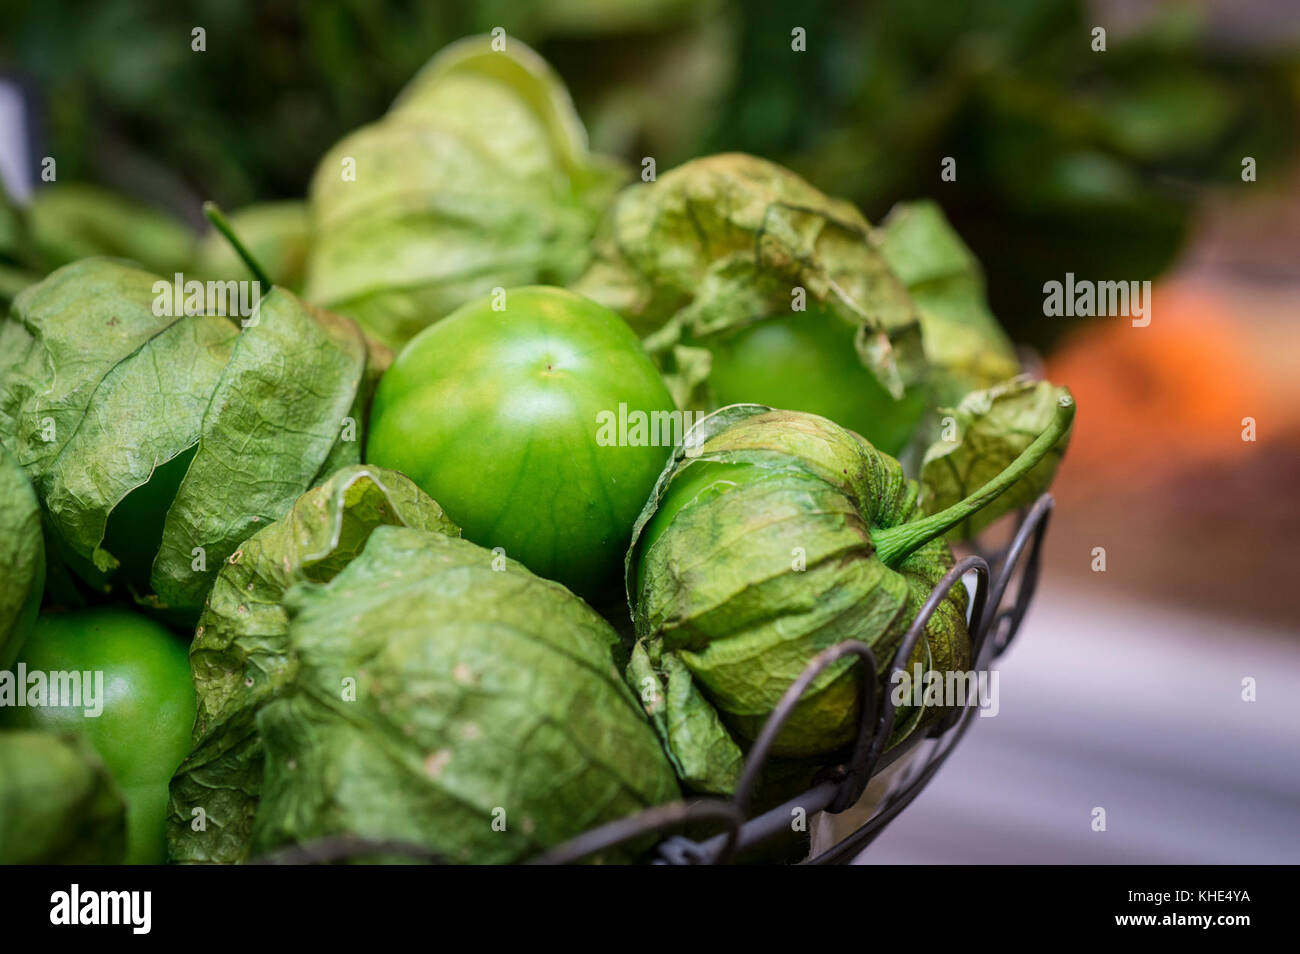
[304,35,626,349]
[627,405,965,785]
[167,464,458,864]
[250,527,680,864]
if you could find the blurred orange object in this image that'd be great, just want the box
[1040,274,1300,623]
[1046,277,1298,502]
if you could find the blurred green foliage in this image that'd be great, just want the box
[1,0,1296,345]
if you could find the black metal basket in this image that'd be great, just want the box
[256,494,1054,866]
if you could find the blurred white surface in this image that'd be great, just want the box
[0,80,32,199]
[854,579,1300,864]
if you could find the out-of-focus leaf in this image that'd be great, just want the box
[192,201,312,293]
[1092,73,1236,162]
[0,731,127,864]
[305,35,627,348]
[27,183,195,275]
[167,464,458,865]
[251,527,680,864]
[875,199,1020,409]
[919,376,1073,540]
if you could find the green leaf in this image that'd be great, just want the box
[0,446,43,670]
[27,183,195,276]
[251,527,679,864]
[572,153,926,402]
[919,376,1074,540]
[304,36,626,349]
[0,731,127,864]
[167,465,458,864]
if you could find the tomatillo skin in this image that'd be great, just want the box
[704,306,928,457]
[0,608,196,864]
[366,286,677,600]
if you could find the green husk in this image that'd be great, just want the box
[167,464,458,864]
[0,731,127,864]
[0,258,385,617]
[0,446,44,670]
[627,397,1074,790]
[874,200,1021,410]
[26,183,194,275]
[919,376,1075,541]
[572,153,926,411]
[250,526,680,864]
[304,35,626,349]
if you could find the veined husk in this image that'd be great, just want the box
[249,526,681,864]
[304,35,627,349]
[626,404,968,792]
[0,257,388,619]
[167,464,458,864]
[919,376,1075,541]
[572,153,927,412]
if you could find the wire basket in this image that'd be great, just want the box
[255,494,1055,866]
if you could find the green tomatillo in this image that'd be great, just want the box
[705,305,930,458]
[625,393,1074,794]
[366,286,677,600]
[0,608,196,864]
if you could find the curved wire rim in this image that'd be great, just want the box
[981,494,1054,663]
[733,640,877,816]
[527,798,745,865]
[250,835,446,865]
[838,553,989,808]
[804,493,1056,864]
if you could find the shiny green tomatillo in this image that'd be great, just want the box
[366,286,676,601]
[0,608,196,864]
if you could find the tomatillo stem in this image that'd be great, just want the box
[202,201,272,289]
[871,393,1075,567]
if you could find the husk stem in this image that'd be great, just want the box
[202,201,272,289]
[870,394,1075,567]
